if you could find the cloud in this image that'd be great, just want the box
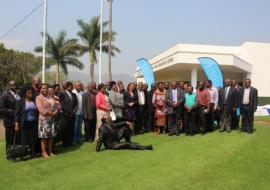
[0,39,23,50]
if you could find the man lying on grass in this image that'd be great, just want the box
[96,115,153,152]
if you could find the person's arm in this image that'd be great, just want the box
[214,88,218,110]
[254,88,258,112]
[14,99,22,132]
[96,93,107,111]
[82,94,87,119]
[152,92,157,107]
[0,94,14,117]
[36,96,50,116]
[165,90,173,106]
[113,121,129,128]
[178,90,185,105]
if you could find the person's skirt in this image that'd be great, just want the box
[156,116,166,126]
[21,121,38,145]
[38,118,56,139]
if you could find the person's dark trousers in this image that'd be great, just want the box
[231,111,239,130]
[112,142,151,150]
[62,115,75,147]
[184,109,197,135]
[135,105,146,134]
[179,105,186,133]
[84,118,96,142]
[147,110,155,132]
[198,106,207,133]
[241,105,254,133]
[207,103,215,131]
[168,111,181,135]
[215,110,222,128]
[5,127,15,158]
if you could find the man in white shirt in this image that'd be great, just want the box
[136,82,147,134]
[72,82,84,143]
[205,80,218,131]
[239,79,258,134]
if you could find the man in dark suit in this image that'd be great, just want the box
[60,81,78,147]
[147,83,156,132]
[135,82,148,134]
[82,82,97,142]
[219,79,238,132]
[0,80,20,159]
[166,81,184,136]
[239,79,258,134]
[96,115,153,152]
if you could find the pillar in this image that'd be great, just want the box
[191,68,197,88]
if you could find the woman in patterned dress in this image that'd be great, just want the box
[152,82,167,134]
[36,84,58,158]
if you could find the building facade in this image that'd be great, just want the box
[135,42,270,101]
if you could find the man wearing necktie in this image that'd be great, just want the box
[0,80,21,159]
[220,79,238,132]
[165,81,184,136]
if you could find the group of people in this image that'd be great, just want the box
[0,76,258,160]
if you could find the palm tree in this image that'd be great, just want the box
[108,0,113,81]
[77,16,120,82]
[34,31,83,84]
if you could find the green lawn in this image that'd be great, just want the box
[1,124,270,190]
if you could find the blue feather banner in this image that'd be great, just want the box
[198,57,224,88]
[136,58,155,91]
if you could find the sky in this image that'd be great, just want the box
[1,0,270,78]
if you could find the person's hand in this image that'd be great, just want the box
[232,107,236,112]
[15,123,20,132]
[47,110,53,116]
[107,105,112,111]
[188,108,191,113]
[52,110,58,116]
[128,102,134,107]
[173,103,178,107]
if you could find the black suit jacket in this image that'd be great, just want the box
[60,91,78,116]
[221,86,238,114]
[14,98,38,127]
[124,91,138,111]
[239,86,258,113]
[96,121,128,151]
[147,90,155,114]
[82,91,96,120]
[0,91,18,128]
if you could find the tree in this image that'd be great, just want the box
[34,31,84,84]
[77,16,120,82]
[0,45,43,91]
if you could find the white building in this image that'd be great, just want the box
[135,42,270,101]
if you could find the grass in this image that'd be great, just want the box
[0,122,270,190]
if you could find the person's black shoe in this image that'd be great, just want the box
[219,130,225,132]
[146,145,153,150]
[247,131,253,134]
[227,130,231,133]
[175,133,180,136]
[168,133,174,136]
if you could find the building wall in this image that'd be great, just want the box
[239,42,270,97]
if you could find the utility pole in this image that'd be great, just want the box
[42,0,48,83]
[99,0,104,84]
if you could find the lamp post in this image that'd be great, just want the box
[99,0,104,84]
[42,0,48,83]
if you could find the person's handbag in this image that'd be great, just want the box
[7,132,28,160]
[110,109,117,121]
